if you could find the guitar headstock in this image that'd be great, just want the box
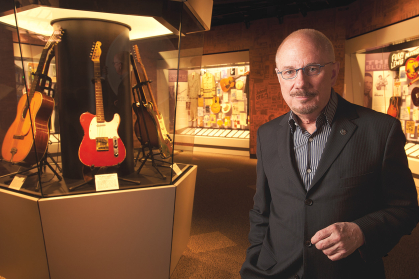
[45,28,64,50]
[133,45,142,64]
[90,41,102,62]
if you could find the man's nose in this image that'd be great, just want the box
[293,69,309,87]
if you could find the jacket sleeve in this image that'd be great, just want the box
[241,128,272,277]
[354,119,419,262]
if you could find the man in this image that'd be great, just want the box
[240,29,419,279]
[363,73,373,108]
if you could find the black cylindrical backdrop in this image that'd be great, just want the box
[53,18,134,179]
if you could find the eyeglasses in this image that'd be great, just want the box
[276,62,334,80]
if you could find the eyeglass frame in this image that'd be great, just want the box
[275,62,335,80]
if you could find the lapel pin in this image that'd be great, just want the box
[340,129,347,135]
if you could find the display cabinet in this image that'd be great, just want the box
[345,15,419,201]
[173,50,251,156]
[0,0,211,278]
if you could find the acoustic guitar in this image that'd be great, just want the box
[220,71,249,92]
[132,45,173,159]
[211,96,221,113]
[78,41,126,167]
[130,51,160,150]
[2,29,63,164]
[387,97,399,118]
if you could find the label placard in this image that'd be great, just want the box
[9,175,26,190]
[171,163,182,176]
[95,173,119,191]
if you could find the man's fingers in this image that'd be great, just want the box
[311,222,364,261]
[311,225,333,244]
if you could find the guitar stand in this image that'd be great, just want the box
[38,72,63,174]
[136,146,168,179]
[0,152,62,186]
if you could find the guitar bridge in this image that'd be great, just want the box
[96,137,109,151]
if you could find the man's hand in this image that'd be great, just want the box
[311,222,365,261]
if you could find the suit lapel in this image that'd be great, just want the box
[309,96,359,191]
[277,114,306,192]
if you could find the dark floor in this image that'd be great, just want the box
[171,151,419,279]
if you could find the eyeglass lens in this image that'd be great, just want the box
[282,65,322,79]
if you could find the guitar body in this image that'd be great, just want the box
[2,92,54,164]
[133,103,160,148]
[220,77,235,92]
[78,112,126,167]
[211,96,220,113]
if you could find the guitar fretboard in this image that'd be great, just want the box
[93,61,105,123]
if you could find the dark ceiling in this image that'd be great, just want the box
[211,0,358,27]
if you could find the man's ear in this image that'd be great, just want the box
[330,61,340,87]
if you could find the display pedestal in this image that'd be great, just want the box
[0,166,197,279]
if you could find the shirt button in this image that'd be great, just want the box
[307,168,312,173]
[305,240,312,247]
[308,138,313,142]
[305,199,313,206]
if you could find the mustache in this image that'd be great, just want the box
[289,90,317,97]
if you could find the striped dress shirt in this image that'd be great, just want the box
[288,91,338,191]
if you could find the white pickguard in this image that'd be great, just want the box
[88,114,120,139]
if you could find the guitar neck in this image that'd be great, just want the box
[28,47,50,98]
[39,48,55,91]
[130,54,148,103]
[93,61,105,123]
[137,55,159,115]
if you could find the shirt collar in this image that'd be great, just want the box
[288,89,338,133]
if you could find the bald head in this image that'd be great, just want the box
[274,28,340,120]
[275,29,335,67]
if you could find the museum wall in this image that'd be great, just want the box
[199,0,419,156]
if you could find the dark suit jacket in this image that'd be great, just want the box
[240,92,419,279]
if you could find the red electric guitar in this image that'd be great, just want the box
[78,42,126,167]
[1,29,63,164]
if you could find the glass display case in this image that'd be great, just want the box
[173,50,251,156]
[0,0,205,198]
[345,15,419,201]
[0,1,211,278]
